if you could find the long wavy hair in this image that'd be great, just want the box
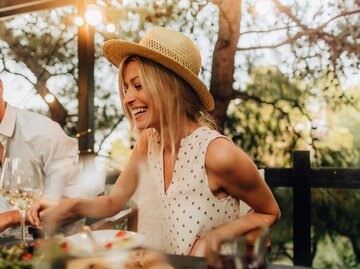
[118,56,218,159]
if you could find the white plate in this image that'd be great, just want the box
[64,229,145,257]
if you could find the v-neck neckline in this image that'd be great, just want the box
[160,126,204,195]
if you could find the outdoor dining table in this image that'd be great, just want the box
[0,236,311,269]
[166,254,311,269]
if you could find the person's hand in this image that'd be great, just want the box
[189,237,206,257]
[0,210,20,232]
[28,198,79,232]
[189,229,229,268]
[190,227,271,268]
[27,199,54,227]
[27,199,70,228]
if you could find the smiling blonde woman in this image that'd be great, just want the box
[28,27,280,264]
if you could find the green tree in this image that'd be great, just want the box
[230,66,360,266]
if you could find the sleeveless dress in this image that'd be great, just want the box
[133,126,240,255]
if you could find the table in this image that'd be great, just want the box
[0,236,19,245]
[166,254,311,269]
[167,254,208,269]
[0,237,311,269]
[266,264,310,269]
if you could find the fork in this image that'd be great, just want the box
[82,225,102,252]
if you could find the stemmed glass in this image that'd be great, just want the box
[209,227,269,269]
[0,157,43,242]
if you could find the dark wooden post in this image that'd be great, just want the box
[77,0,95,154]
[292,151,311,266]
[0,0,75,18]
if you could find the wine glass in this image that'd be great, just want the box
[209,227,269,269]
[0,157,43,242]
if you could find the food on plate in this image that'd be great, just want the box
[124,250,174,269]
[66,249,174,269]
[115,230,127,237]
[64,229,144,257]
[0,241,40,268]
[65,257,110,269]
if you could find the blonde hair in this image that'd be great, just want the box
[118,56,218,159]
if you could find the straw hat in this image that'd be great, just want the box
[103,27,215,112]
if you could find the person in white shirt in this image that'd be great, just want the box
[0,79,91,233]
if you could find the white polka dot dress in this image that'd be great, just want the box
[134,126,240,255]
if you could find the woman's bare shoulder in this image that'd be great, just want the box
[205,137,259,189]
[206,137,245,172]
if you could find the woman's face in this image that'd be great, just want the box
[122,60,160,131]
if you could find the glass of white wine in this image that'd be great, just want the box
[0,157,43,242]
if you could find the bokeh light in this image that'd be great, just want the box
[106,23,116,33]
[84,4,102,26]
[44,93,55,103]
[74,16,84,26]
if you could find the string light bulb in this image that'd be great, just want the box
[84,4,102,26]
[74,15,84,26]
[45,93,55,103]
[76,129,92,138]
[106,23,116,32]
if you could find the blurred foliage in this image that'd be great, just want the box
[226,66,360,266]
[0,0,359,267]
[108,139,132,170]
[226,66,359,168]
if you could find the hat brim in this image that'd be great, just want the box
[103,39,215,112]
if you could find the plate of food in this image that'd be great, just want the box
[66,249,175,269]
[63,229,145,257]
[0,240,45,268]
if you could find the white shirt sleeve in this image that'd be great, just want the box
[35,125,92,200]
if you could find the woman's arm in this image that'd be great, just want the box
[28,131,149,227]
[190,137,280,256]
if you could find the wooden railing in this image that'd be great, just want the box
[264,151,360,266]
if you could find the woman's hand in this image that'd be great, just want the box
[189,226,271,268]
[27,199,52,227]
[189,229,230,268]
[189,237,206,257]
[27,198,77,229]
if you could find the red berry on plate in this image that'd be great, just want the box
[105,242,113,249]
[115,230,127,238]
[21,253,33,261]
[60,242,69,251]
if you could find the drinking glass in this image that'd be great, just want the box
[0,157,43,242]
[210,227,269,269]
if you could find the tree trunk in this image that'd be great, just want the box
[210,0,241,129]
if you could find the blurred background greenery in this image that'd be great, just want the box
[0,0,359,267]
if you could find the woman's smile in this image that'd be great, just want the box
[123,60,160,131]
[131,106,148,120]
